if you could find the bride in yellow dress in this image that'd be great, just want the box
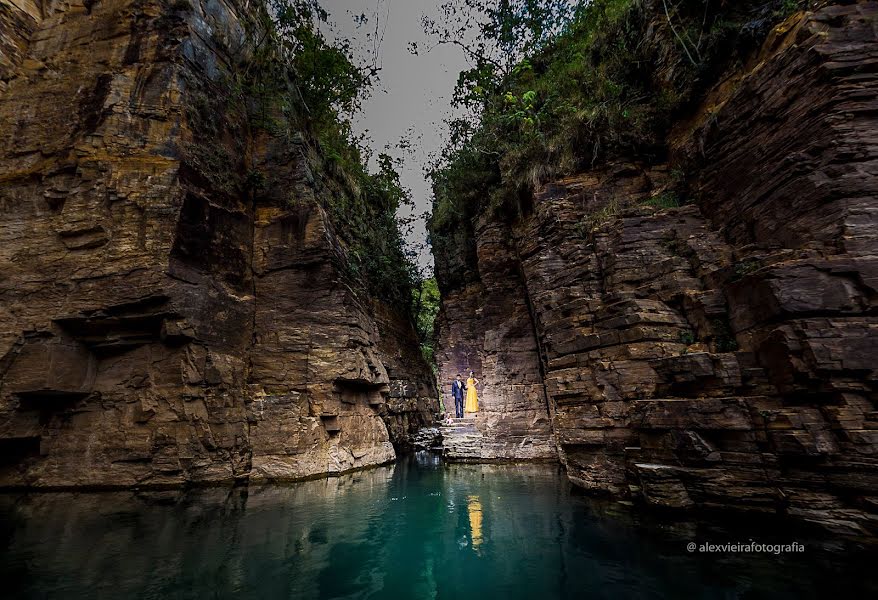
[464,371,479,414]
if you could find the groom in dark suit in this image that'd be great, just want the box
[451,374,465,419]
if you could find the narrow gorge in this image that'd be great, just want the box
[0,0,877,582]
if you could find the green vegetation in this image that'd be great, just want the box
[428,0,810,273]
[642,191,683,210]
[679,331,696,346]
[731,258,761,282]
[272,1,419,309]
[197,0,423,311]
[711,318,739,353]
[580,196,622,233]
[412,278,441,370]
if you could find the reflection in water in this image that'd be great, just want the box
[466,495,483,553]
[0,453,875,600]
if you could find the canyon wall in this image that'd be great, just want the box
[434,4,877,533]
[0,0,436,488]
[435,219,556,460]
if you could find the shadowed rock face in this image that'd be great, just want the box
[0,0,436,488]
[434,4,878,534]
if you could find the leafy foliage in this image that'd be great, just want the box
[339,153,421,308]
[412,277,441,370]
[222,1,421,311]
[428,0,810,285]
[642,191,683,209]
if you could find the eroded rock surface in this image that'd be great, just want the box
[0,0,436,488]
[434,4,877,533]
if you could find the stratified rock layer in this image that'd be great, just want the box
[435,4,877,533]
[435,216,557,461]
[0,0,436,488]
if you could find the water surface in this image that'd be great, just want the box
[1,454,874,599]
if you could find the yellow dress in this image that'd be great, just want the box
[464,377,478,413]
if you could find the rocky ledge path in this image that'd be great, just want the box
[439,418,484,460]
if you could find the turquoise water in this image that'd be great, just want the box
[0,453,874,599]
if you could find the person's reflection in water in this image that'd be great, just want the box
[467,495,483,555]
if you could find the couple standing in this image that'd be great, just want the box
[451,371,479,418]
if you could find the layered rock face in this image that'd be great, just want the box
[0,0,435,488]
[435,220,556,461]
[435,4,877,533]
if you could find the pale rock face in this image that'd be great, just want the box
[435,222,558,461]
[0,0,436,488]
[434,4,878,534]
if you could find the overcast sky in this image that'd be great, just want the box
[321,1,470,272]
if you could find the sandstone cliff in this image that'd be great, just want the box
[434,3,877,534]
[0,0,436,488]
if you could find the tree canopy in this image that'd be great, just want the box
[427,0,809,267]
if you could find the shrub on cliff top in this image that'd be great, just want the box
[428,0,811,283]
[226,1,420,311]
